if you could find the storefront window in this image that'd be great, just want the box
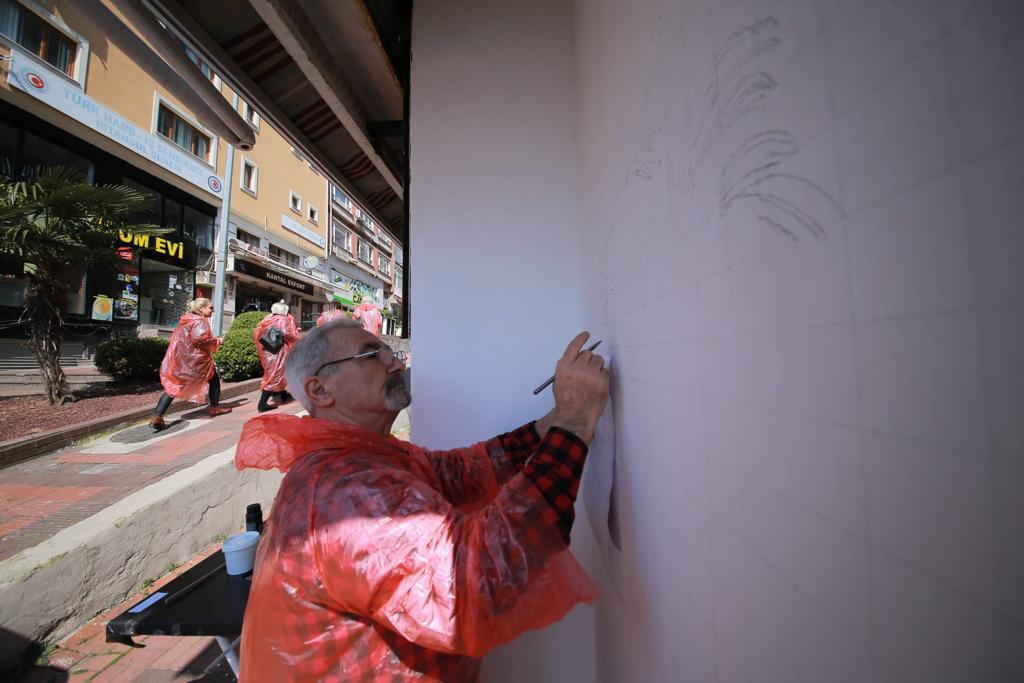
[65,269,86,315]
[164,197,183,234]
[124,180,160,228]
[0,119,17,177]
[113,256,140,321]
[22,132,94,182]
[0,279,25,307]
[139,258,193,325]
[183,206,214,250]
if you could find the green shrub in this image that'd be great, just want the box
[94,337,169,382]
[215,311,266,382]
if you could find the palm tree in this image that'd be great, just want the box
[0,167,167,405]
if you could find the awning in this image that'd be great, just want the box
[332,295,356,307]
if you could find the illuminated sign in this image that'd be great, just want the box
[118,230,186,262]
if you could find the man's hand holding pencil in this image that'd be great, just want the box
[536,331,609,444]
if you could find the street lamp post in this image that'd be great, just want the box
[212,93,239,336]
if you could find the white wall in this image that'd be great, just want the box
[573,0,1024,682]
[412,0,1024,681]
[410,2,595,680]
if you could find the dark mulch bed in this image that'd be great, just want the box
[0,382,165,443]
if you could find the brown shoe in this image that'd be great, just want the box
[149,415,168,432]
[208,406,233,417]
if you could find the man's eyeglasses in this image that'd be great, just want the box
[314,347,407,376]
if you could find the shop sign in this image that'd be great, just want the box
[7,49,225,199]
[118,230,186,263]
[234,258,314,295]
[330,270,384,307]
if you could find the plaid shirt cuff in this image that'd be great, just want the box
[520,426,588,545]
[495,421,543,471]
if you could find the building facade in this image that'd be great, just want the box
[0,0,403,338]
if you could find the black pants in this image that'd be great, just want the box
[257,390,289,411]
[154,373,221,416]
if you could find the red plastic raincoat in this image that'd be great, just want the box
[235,414,597,682]
[158,313,221,402]
[315,308,347,326]
[252,314,300,392]
[353,300,383,336]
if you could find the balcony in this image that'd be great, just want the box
[332,244,356,262]
[331,188,353,213]
[229,238,328,285]
[355,215,375,238]
[373,233,393,254]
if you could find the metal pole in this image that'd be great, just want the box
[212,93,239,336]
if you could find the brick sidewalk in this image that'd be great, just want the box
[21,542,235,682]
[0,392,296,562]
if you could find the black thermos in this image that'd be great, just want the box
[245,503,263,534]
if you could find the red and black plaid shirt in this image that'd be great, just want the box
[239,421,593,682]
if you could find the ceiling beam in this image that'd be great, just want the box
[246,0,403,198]
[141,0,402,231]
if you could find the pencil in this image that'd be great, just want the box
[532,340,602,395]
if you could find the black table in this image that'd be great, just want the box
[106,551,251,676]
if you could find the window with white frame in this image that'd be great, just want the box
[182,43,216,83]
[333,221,352,253]
[356,211,373,234]
[241,101,260,131]
[235,228,260,249]
[289,190,302,214]
[378,254,391,276]
[269,244,299,268]
[331,187,351,212]
[240,157,257,195]
[357,239,373,265]
[156,103,212,163]
[0,0,83,79]
[308,203,319,224]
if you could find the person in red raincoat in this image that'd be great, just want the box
[252,301,301,413]
[315,302,347,326]
[149,298,231,431]
[352,298,383,336]
[234,320,608,681]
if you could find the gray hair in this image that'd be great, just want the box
[284,318,362,411]
[271,301,289,316]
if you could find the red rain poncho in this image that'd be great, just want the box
[158,313,221,402]
[315,308,347,326]
[235,414,597,681]
[353,300,383,336]
[252,313,300,392]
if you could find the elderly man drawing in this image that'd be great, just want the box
[234,319,608,681]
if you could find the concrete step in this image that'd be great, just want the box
[0,340,89,369]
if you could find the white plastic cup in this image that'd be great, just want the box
[221,531,260,575]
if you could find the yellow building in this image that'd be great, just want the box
[0,0,398,335]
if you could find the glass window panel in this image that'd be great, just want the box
[184,206,214,250]
[0,119,18,177]
[164,198,183,234]
[0,0,77,76]
[21,133,94,182]
[122,180,160,228]
[157,105,211,162]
